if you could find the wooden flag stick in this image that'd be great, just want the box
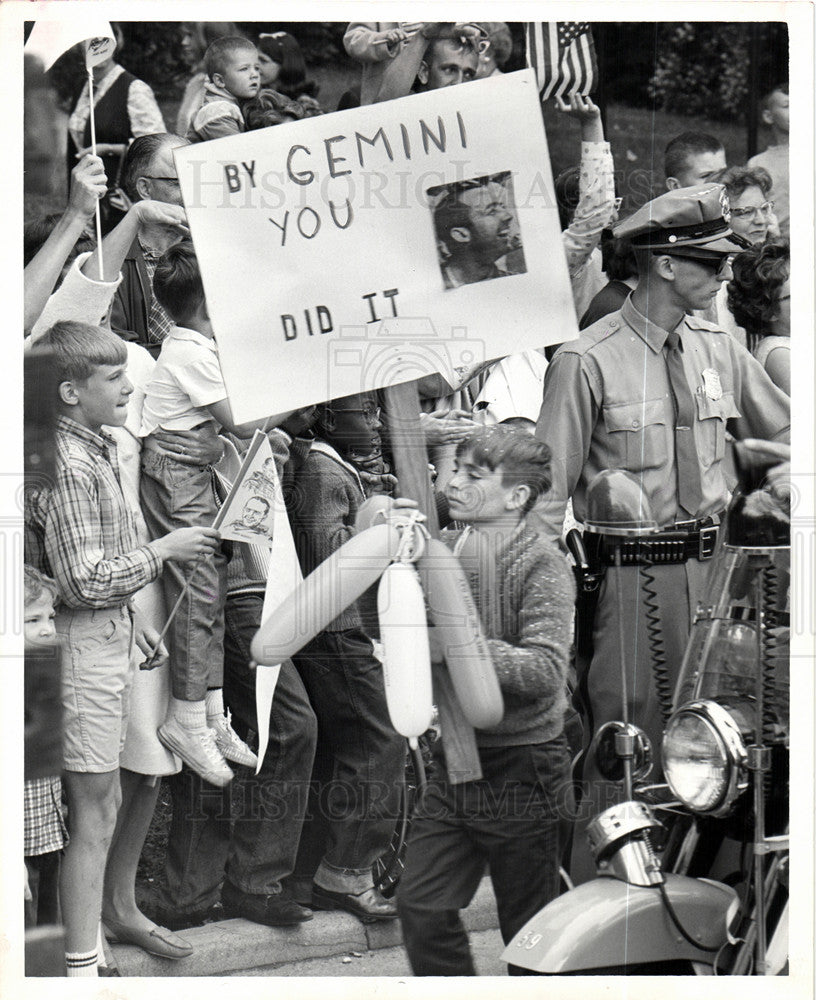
[383,379,483,783]
[86,67,105,280]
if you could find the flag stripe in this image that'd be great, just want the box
[527,22,598,102]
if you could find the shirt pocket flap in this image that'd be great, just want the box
[694,390,741,422]
[603,398,666,433]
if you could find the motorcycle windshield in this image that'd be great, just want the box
[673,545,790,745]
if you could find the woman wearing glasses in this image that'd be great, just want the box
[727,240,791,395]
[713,165,779,246]
[704,165,779,348]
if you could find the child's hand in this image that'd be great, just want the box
[555,94,604,141]
[384,28,409,47]
[135,200,189,235]
[154,526,221,566]
[149,426,225,465]
[420,409,479,447]
[67,153,108,219]
[555,93,600,122]
[135,621,168,670]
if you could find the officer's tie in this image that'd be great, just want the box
[665,329,703,515]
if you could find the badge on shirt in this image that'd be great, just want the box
[702,368,723,400]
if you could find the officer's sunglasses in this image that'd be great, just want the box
[654,252,733,278]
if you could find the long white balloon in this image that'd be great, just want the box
[250,522,402,664]
[378,562,434,738]
[418,538,504,729]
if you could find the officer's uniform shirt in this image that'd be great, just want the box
[536,294,791,537]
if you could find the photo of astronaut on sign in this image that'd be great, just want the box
[427,171,526,290]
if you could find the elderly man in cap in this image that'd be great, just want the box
[535,184,790,883]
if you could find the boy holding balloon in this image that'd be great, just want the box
[396,425,575,976]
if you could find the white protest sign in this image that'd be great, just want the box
[175,69,576,423]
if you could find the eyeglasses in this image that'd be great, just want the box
[142,176,180,185]
[336,405,381,423]
[729,201,774,220]
[655,253,733,278]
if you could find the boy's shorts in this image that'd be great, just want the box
[57,605,135,773]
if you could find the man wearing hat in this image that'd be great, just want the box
[535,184,790,882]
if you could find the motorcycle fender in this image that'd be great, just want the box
[501,874,738,973]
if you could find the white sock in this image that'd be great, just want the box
[65,949,98,977]
[96,923,108,968]
[205,688,225,725]
[167,696,206,730]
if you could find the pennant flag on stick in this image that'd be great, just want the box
[526,22,597,102]
[216,430,279,549]
[25,19,115,71]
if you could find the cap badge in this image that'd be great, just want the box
[702,368,723,401]
[719,188,731,222]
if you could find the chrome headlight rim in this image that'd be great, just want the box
[663,700,748,817]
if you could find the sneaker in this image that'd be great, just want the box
[210,711,258,767]
[158,718,233,786]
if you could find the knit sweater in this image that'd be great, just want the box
[289,441,378,632]
[442,523,575,748]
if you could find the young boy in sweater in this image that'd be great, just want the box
[187,36,260,143]
[25,321,217,975]
[396,425,575,976]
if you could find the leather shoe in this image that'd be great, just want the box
[147,901,223,931]
[311,884,398,923]
[221,880,313,927]
[102,917,193,960]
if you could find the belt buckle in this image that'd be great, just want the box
[698,525,718,560]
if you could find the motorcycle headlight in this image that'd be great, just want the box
[662,701,748,817]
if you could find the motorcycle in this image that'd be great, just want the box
[502,449,790,975]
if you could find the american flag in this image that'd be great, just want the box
[526,22,598,102]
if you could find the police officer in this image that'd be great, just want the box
[534,185,790,883]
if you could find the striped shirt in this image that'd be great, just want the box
[26,415,162,608]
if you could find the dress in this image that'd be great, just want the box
[752,335,790,394]
[396,524,575,975]
[109,342,179,776]
[535,293,790,882]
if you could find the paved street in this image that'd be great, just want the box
[225,928,507,977]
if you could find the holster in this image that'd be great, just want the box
[565,528,605,660]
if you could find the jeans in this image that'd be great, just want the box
[396,737,570,976]
[140,451,227,701]
[291,629,406,892]
[159,592,317,910]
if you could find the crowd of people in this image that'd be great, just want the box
[22,21,791,978]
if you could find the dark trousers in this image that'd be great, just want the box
[291,629,405,888]
[160,593,317,909]
[397,737,570,976]
[24,851,62,928]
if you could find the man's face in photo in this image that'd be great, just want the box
[240,497,268,529]
[458,183,514,263]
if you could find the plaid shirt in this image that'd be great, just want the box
[24,777,68,856]
[139,237,175,346]
[26,415,162,608]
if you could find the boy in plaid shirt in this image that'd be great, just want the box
[26,320,217,976]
